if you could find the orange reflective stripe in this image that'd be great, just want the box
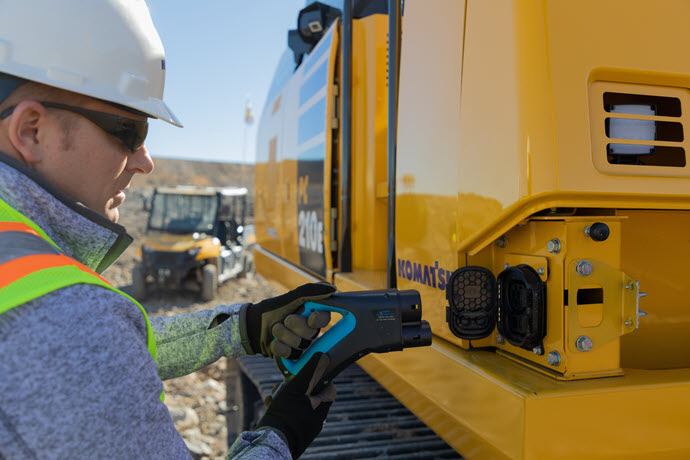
[0,221,40,236]
[0,253,110,290]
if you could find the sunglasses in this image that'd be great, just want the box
[0,101,148,153]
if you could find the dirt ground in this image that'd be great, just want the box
[102,159,274,459]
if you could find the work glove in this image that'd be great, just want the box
[239,283,335,359]
[257,352,336,459]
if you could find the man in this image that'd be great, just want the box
[0,1,335,459]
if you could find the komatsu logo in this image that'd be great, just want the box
[397,258,453,291]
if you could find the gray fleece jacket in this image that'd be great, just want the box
[0,153,290,460]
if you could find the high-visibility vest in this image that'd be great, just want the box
[0,196,161,397]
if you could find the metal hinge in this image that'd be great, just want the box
[330,207,338,247]
[332,84,339,130]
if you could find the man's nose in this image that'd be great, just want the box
[128,144,155,175]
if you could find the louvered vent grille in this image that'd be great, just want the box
[590,82,690,177]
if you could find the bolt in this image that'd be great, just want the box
[576,335,593,352]
[283,370,289,374]
[624,319,632,326]
[496,236,506,248]
[547,351,561,366]
[533,345,544,355]
[495,333,505,345]
[576,260,593,277]
[547,238,562,254]
[504,263,510,270]
[537,267,545,276]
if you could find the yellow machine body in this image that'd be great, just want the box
[254,1,690,458]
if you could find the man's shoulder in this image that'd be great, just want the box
[0,282,148,337]
[0,285,189,460]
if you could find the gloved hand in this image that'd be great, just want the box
[257,352,336,459]
[239,283,335,359]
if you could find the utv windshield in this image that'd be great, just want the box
[148,193,219,234]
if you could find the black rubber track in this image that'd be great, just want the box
[236,355,464,459]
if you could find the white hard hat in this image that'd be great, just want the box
[0,0,182,127]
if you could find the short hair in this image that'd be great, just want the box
[0,81,91,112]
[0,81,89,151]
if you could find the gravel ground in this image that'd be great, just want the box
[103,186,276,459]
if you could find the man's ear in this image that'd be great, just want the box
[7,100,49,165]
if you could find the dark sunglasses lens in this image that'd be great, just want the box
[113,119,148,152]
[39,102,149,152]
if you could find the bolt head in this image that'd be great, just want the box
[576,335,593,352]
[532,345,544,355]
[495,333,505,345]
[537,267,545,276]
[504,263,510,270]
[547,351,561,366]
[576,260,594,277]
[496,236,506,248]
[547,239,561,254]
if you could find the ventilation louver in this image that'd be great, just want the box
[590,82,690,177]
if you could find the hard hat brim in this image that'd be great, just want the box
[138,98,183,128]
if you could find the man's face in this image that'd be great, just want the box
[38,98,155,223]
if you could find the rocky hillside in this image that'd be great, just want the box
[133,157,254,190]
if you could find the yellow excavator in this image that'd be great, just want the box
[248,1,690,458]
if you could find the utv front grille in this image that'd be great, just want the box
[145,251,186,267]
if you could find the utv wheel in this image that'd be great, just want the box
[201,264,218,301]
[132,265,147,300]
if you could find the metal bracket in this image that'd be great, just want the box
[566,259,639,353]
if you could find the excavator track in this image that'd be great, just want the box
[227,355,463,459]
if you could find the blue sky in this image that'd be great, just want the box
[144,1,306,163]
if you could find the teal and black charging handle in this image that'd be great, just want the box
[277,289,432,392]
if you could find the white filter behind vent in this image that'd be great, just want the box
[609,104,656,116]
[590,83,689,175]
[608,104,656,155]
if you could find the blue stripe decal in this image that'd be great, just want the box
[300,25,334,77]
[297,97,326,145]
[298,142,326,161]
[299,60,328,107]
